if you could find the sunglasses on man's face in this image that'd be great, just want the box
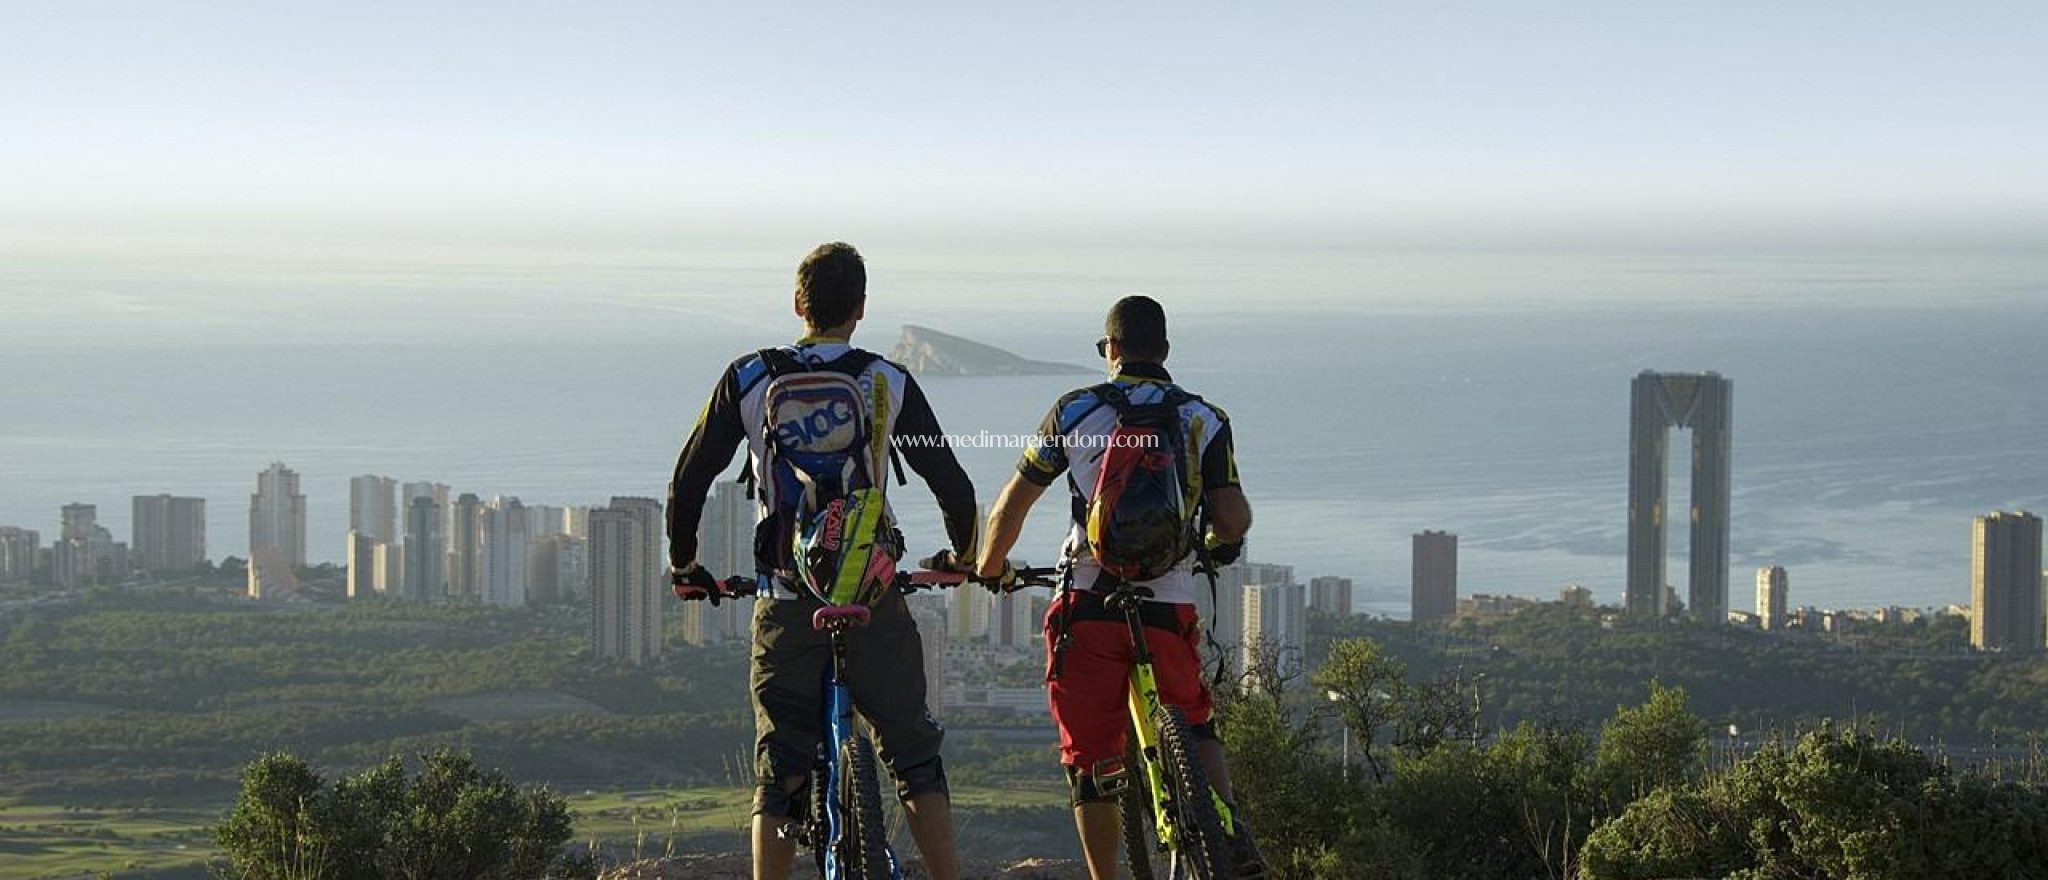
[1095,336,1114,358]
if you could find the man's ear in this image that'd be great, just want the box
[793,294,805,321]
[854,299,866,322]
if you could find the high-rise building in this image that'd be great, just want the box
[1756,566,1789,631]
[911,600,949,716]
[250,462,307,570]
[1309,575,1354,617]
[346,530,378,599]
[1243,580,1307,683]
[374,541,403,596]
[401,491,444,602]
[1196,559,1289,675]
[349,475,398,543]
[588,497,666,664]
[950,583,991,641]
[132,495,206,573]
[478,496,531,607]
[246,545,299,599]
[698,480,755,579]
[1412,531,1458,623]
[54,504,125,588]
[1972,511,2044,652]
[527,533,588,603]
[993,588,1033,650]
[1626,371,1733,623]
[562,505,590,540]
[448,493,482,601]
[0,527,39,583]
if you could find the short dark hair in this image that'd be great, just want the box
[795,242,866,330]
[1105,295,1168,362]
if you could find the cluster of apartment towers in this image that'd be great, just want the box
[4,371,2039,655]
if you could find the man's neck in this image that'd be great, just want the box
[799,323,855,345]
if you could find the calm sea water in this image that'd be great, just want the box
[2,248,2043,616]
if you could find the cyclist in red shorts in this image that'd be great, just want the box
[974,295,1254,880]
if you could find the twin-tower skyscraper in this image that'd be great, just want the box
[1627,371,1733,623]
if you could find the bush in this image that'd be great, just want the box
[212,750,583,880]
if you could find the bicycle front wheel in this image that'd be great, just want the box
[837,735,895,880]
[1153,704,1232,880]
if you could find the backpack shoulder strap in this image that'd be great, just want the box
[757,347,805,380]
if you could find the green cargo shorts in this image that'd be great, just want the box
[750,590,946,815]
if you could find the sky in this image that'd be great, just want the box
[4,1,2045,254]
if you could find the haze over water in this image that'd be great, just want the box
[3,243,2041,617]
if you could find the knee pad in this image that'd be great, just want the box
[894,755,949,803]
[754,775,810,818]
[1189,720,1218,742]
[1066,756,1132,807]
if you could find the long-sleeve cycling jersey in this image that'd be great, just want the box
[667,339,977,597]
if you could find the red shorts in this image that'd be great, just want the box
[1044,591,1213,769]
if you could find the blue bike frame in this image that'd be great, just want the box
[819,623,901,880]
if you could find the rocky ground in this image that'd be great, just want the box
[599,853,1090,879]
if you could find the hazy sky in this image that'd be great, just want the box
[5,1,2045,252]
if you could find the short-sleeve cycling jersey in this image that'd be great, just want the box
[1015,362,1238,605]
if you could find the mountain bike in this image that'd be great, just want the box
[1078,582,1261,880]
[693,565,1050,880]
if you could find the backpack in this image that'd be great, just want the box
[1076,383,1207,583]
[746,348,904,605]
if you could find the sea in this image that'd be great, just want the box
[2,244,2043,617]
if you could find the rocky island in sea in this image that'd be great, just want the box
[887,324,1092,377]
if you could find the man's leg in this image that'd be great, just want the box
[751,776,806,880]
[1074,799,1122,880]
[902,791,961,880]
[750,599,828,880]
[848,595,960,880]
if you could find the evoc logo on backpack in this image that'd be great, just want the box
[770,385,861,451]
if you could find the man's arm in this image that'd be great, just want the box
[666,364,747,571]
[892,375,978,557]
[976,473,1047,578]
[1200,414,1251,544]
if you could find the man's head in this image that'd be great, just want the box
[1102,295,1169,366]
[794,242,867,335]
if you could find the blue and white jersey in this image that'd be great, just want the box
[1017,362,1238,605]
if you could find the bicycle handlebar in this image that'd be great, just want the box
[685,565,1062,602]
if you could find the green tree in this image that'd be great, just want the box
[1592,680,1705,806]
[213,750,577,880]
[1310,637,1406,782]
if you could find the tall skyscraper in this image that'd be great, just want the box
[911,600,949,715]
[249,462,307,570]
[346,530,380,599]
[950,584,991,641]
[132,494,206,572]
[1972,511,2044,652]
[1243,580,1307,683]
[349,475,398,543]
[588,497,665,664]
[402,492,443,602]
[1412,531,1458,623]
[1756,566,1789,631]
[1198,559,1288,675]
[527,533,588,604]
[1309,575,1354,617]
[448,493,483,601]
[698,480,755,579]
[54,503,124,588]
[478,496,532,607]
[374,541,403,596]
[0,527,39,583]
[1626,371,1733,622]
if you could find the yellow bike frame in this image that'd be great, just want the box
[1122,606,1237,856]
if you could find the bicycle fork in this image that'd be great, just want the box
[1119,603,1239,857]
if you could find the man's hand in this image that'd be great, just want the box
[973,558,1019,594]
[1204,532,1244,567]
[920,549,974,574]
[671,564,719,604]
